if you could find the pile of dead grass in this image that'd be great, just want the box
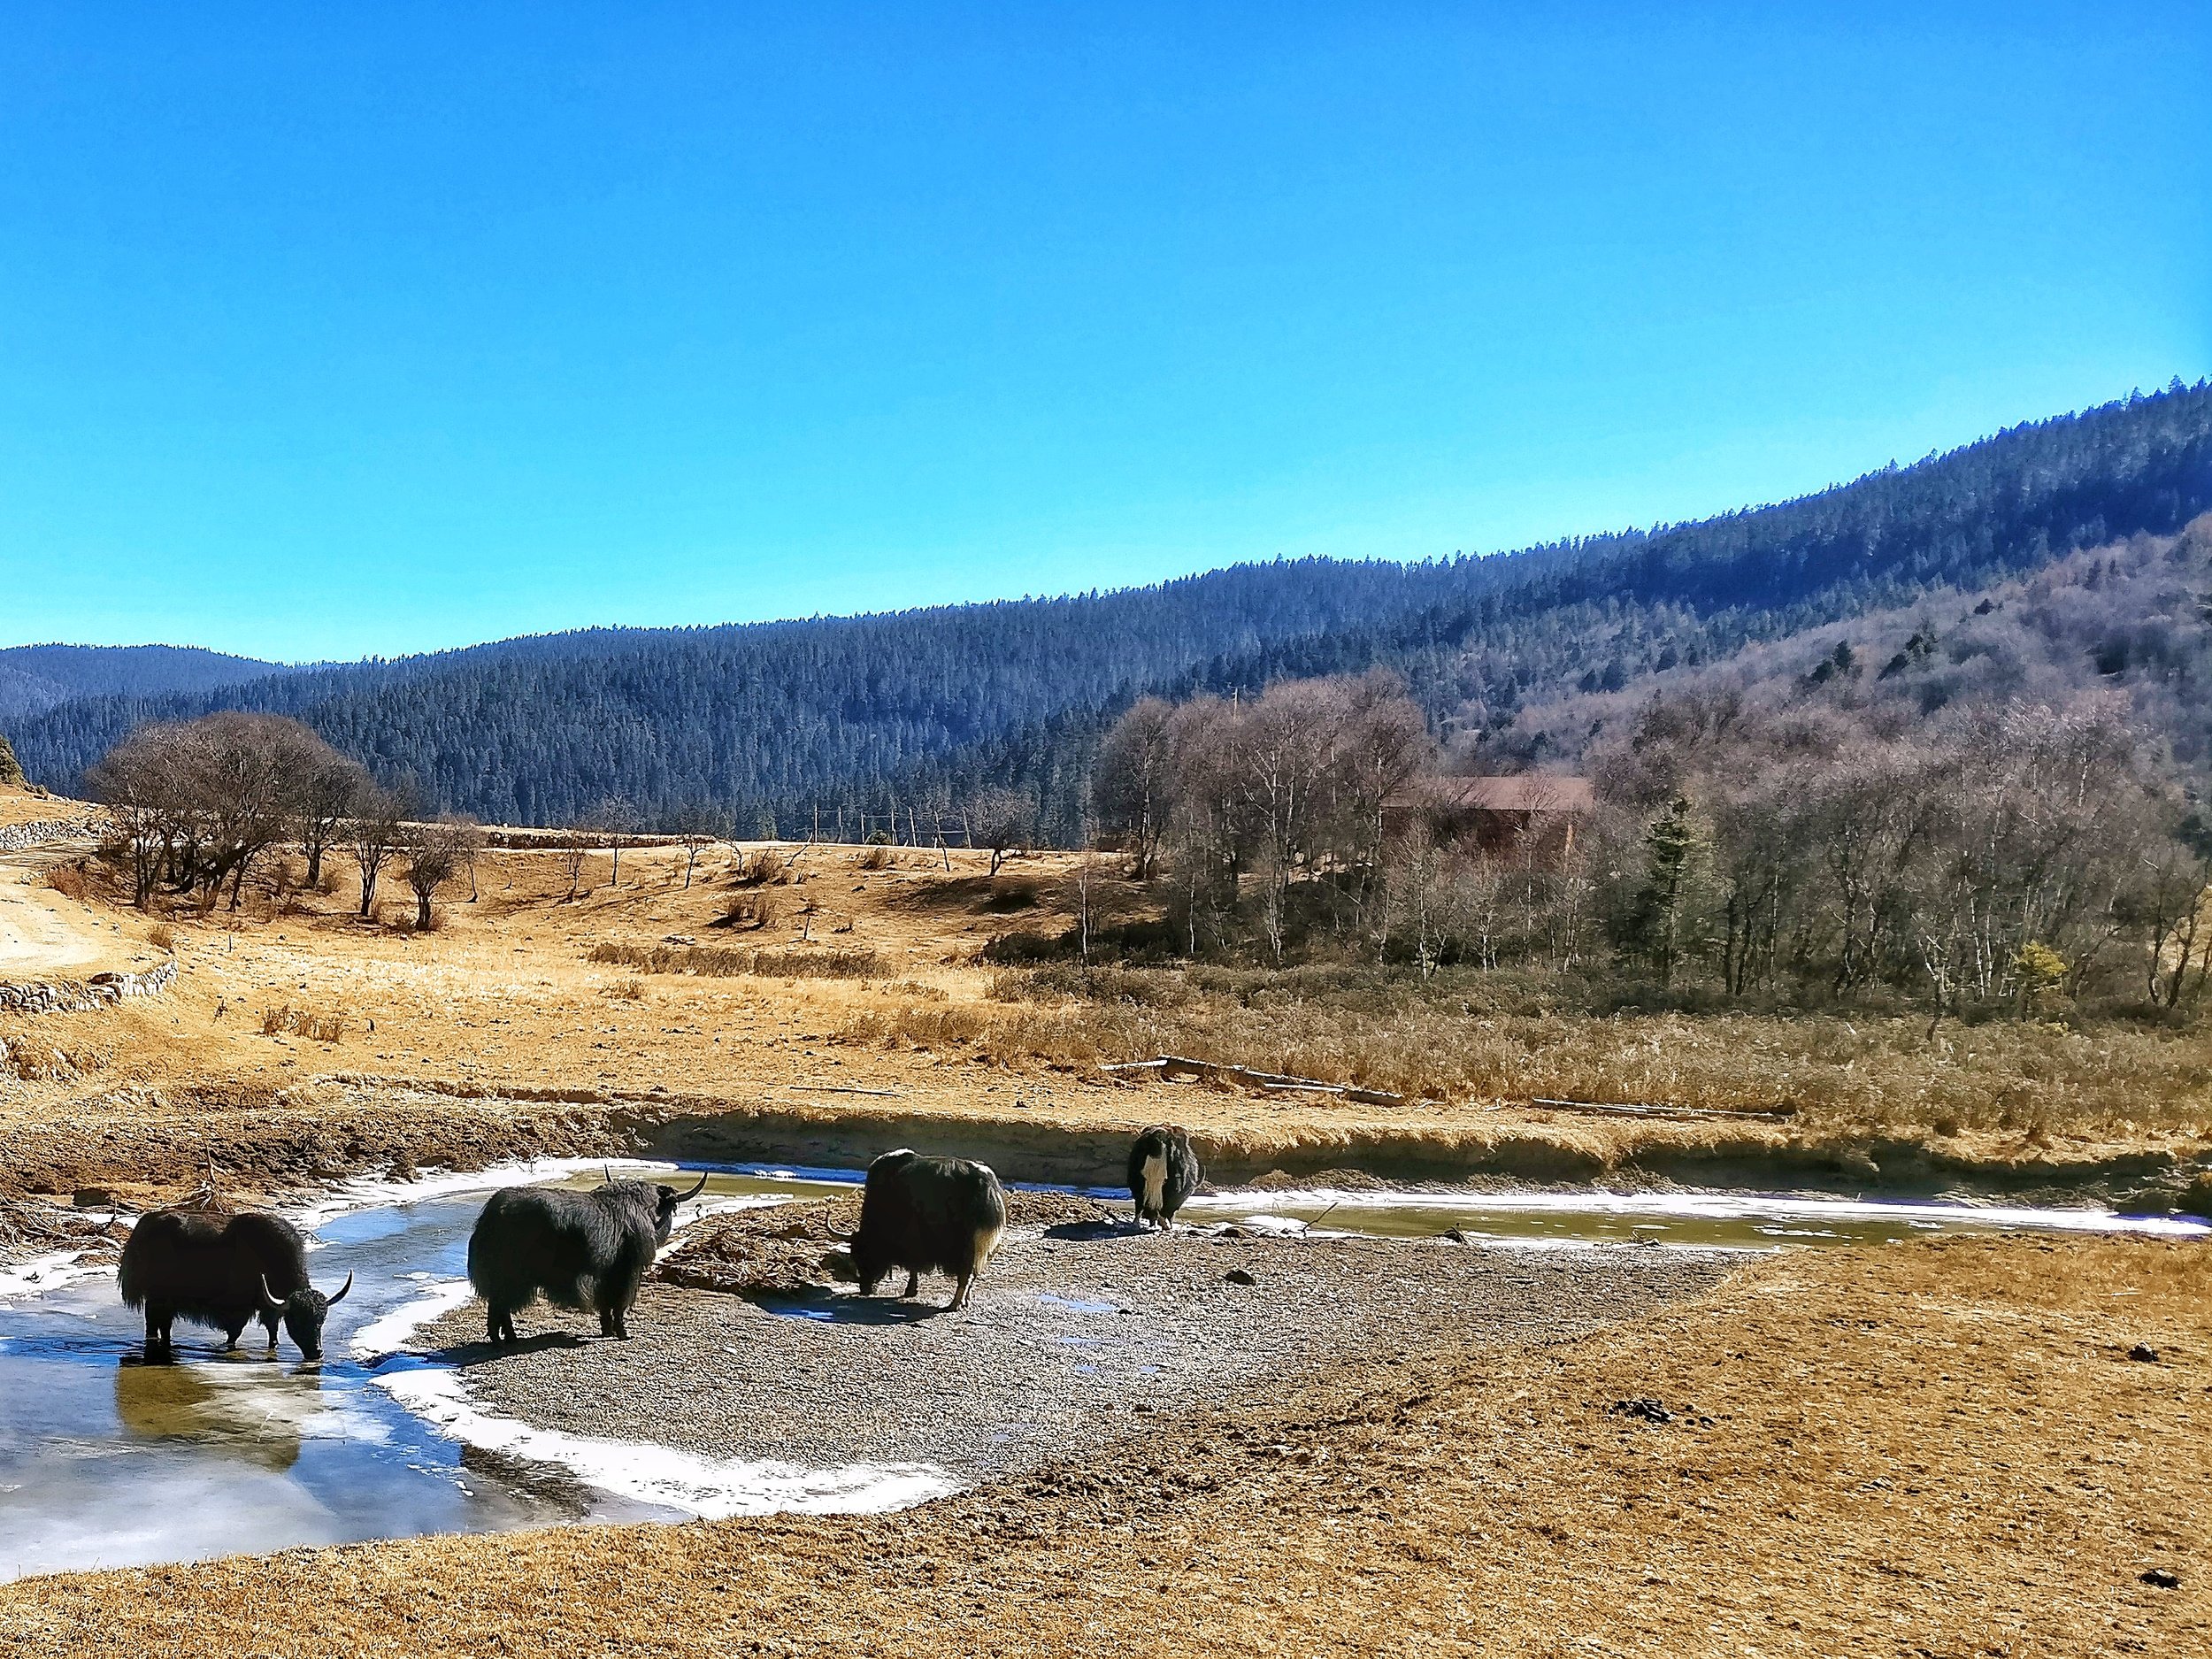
[589,941,884,979]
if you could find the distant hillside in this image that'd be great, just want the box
[12,380,2211,834]
[0,643,289,723]
[1469,512,2212,780]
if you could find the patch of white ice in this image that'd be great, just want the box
[1190,1186,2210,1239]
[376,1367,957,1519]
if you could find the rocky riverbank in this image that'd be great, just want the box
[416,1213,1732,1483]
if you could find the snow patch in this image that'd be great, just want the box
[0,1249,108,1302]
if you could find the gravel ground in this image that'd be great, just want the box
[419,1219,1732,1479]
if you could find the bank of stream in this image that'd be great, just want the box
[0,1161,2199,1583]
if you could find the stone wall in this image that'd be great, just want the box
[0,816,104,853]
[0,957,179,1016]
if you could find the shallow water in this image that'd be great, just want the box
[0,1159,2195,1580]
[0,1164,876,1582]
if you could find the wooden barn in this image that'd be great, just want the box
[1385,774,1595,860]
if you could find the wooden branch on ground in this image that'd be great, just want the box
[1103,1053,1409,1109]
[1529,1096,1796,1122]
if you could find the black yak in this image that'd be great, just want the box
[830,1149,1006,1310]
[118,1210,351,1361]
[466,1171,709,1343]
[1127,1125,1202,1230]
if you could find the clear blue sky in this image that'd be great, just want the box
[3,4,2205,662]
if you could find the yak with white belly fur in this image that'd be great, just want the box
[1127,1125,1202,1231]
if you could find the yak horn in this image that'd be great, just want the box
[677,1171,710,1202]
[326,1272,353,1307]
[258,1275,286,1314]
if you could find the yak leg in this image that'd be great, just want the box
[902,1271,920,1299]
[223,1320,249,1349]
[488,1304,518,1345]
[949,1273,973,1310]
[261,1312,281,1348]
[145,1306,172,1356]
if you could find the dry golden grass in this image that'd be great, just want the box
[834,966,2212,1136]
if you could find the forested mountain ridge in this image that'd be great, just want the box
[12,380,2211,833]
[0,643,292,723]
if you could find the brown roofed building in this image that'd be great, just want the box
[1385,774,1595,861]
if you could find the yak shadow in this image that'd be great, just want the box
[1041,1217,1142,1242]
[433,1331,593,1369]
[754,1290,950,1326]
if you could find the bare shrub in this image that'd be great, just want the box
[259,1004,349,1042]
[604,977,648,1001]
[749,947,881,979]
[145,922,178,952]
[716,891,780,932]
[588,942,754,976]
[42,862,89,901]
[583,941,878,978]
[855,844,894,872]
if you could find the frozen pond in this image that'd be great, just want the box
[0,1163,921,1582]
[0,1157,2196,1581]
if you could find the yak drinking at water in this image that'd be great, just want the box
[467,1171,709,1343]
[829,1149,1006,1310]
[119,1210,351,1360]
[1127,1125,1202,1231]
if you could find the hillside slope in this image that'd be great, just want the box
[0,643,289,723]
[13,381,2211,831]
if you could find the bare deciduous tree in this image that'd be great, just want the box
[967,787,1036,878]
[349,782,412,921]
[402,817,484,931]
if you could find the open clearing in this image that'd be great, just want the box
[0,801,2206,1654]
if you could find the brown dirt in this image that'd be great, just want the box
[3,1235,2202,1657]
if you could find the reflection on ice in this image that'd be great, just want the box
[112,1356,329,1472]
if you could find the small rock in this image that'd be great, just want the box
[2128,1344,2161,1363]
[72,1188,113,1209]
[1608,1396,1673,1425]
[1224,1268,1256,1286]
[2141,1568,2180,1589]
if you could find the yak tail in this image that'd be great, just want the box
[969,1219,1006,1277]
